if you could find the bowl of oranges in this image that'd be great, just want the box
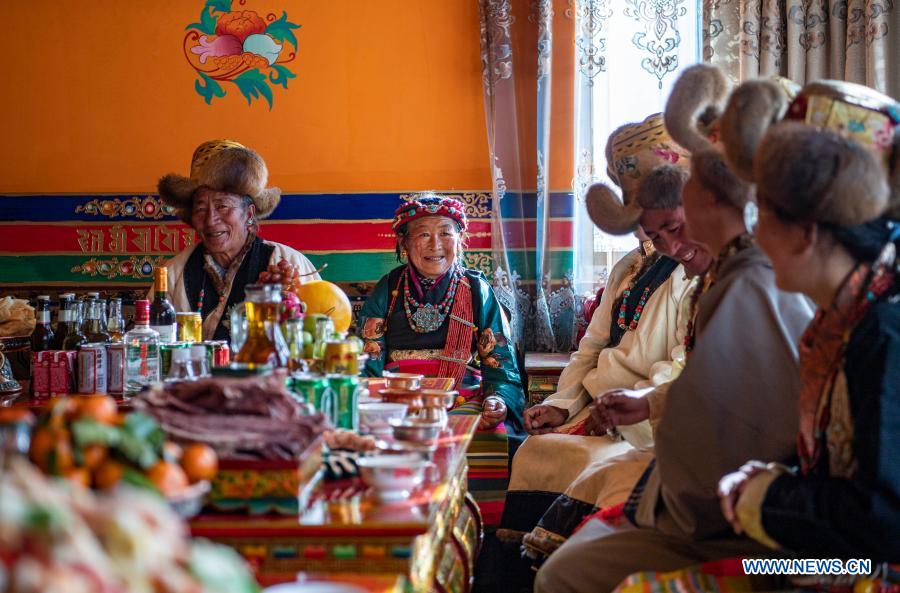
[27,394,218,518]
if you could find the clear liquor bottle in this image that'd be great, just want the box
[124,299,160,395]
[31,295,54,352]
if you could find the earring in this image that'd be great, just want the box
[247,218,254,226]
[401,249,408,260]
[742,202,758,234]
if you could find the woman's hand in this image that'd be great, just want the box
[592,389,650,429]
[718,461,768,534]
[524,404,567,435]
[479,396,507,430]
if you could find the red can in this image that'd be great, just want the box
[204,340,230,367]
[49,351,76,396]
[106,343,125,396]
[31,351,52,398]
[78,344,107,395]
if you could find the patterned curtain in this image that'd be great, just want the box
[572,0,700,299]
[703,0,899,97]
[479,0,580,353]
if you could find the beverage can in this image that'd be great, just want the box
[323,340,359,375]
[327,374,359,431]
[177,312,203,343]
[289,374,335,422]
[213,340,230,366]
[159,342,188,378]
[106,343,125,395]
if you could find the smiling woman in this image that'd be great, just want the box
[358,193,526,519]
[151,140,320,341]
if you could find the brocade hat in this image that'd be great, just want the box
[392,194,469,233]
[585,113,691,236]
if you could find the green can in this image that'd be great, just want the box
[289,374,336,423]
[327,374,360,431]
[159,342,189,379]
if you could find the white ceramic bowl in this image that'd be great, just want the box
[356,454,429,501]
[358,402,408,435]
[263,583,368,593]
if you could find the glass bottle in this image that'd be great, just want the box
[84,299,111,343]
[124,299,160,395]
[283,318,306,372]
[31,295,54,352]
[166,348,195,381]
[234,284,289,366]
[62,295,88,351]
[107,298,124,343]
[189,344,210,378]
[149,267,177,343]
[50,294,74,350]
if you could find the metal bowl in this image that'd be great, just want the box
[418,389,457,410]
[378,388,424,412]
[382,371,424,391]
[375,438,437,459]
[167,479,211,519]
[389,417,443,443]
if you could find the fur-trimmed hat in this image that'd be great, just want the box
[585,114,691,235]
[664,64,770,211]
[722,78,900,219]
[158,140,282,224]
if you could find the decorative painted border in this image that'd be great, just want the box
[0,192,575,285]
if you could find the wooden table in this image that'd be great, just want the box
[524,352,571,408]
[191,415,482,593]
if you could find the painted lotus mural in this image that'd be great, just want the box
[184,0,300,108]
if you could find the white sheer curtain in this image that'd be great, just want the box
[572,0,701,296]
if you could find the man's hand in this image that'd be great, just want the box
[718,461,767,534]
[593,389,651,428]
[523,404,567,435]
[479,396,508,430]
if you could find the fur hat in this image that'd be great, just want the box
[585,114,691,235]
[158,140,282,224]
[664,64,760,211]
[722,78,900,218]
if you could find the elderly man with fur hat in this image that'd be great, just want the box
[492,115,715,577]
[153,140,319,341]
[533,65,816,593]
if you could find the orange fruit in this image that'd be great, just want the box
[295,280,353,333]
[146,461,189,497]
[64,467,92,488]
[74,394,118,424]
[94,459,125,490]
[81,444,108,471]
[29,427,73,475]
[0,407,34,425]
[180,443,218,483]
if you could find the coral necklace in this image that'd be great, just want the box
[617,286,651,331]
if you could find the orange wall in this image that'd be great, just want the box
[0,1,491,193]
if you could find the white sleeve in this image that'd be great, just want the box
[544,249,641,419]
[267,242,321,282]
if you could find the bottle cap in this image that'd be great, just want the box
[135,299,150,323]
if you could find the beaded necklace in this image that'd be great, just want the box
[617,285,651,331]
[402,265,461,333]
